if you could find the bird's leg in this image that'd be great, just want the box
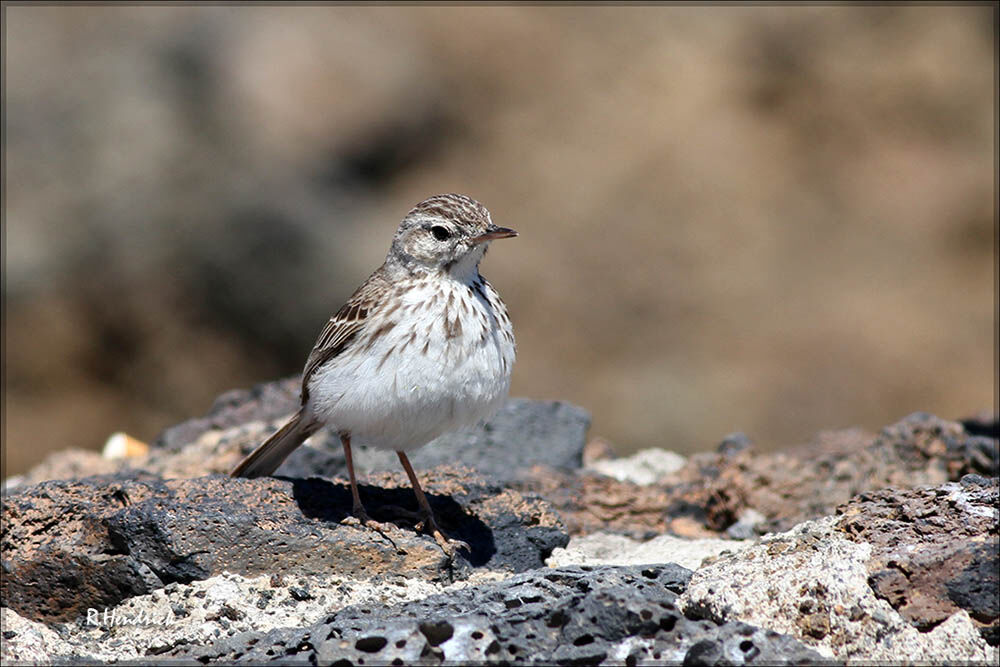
[341,433,368,520]
[339,434,399,547]
[396,451,470,556]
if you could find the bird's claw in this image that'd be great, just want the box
[418,515,470,558]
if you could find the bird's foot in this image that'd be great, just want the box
[417,511,470,558]
[340,505,401,551]
[368,504,469,558]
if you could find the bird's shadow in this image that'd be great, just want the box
[287,476,496,567]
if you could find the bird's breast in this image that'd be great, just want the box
[306,274,515,450]
[375,276,515,391]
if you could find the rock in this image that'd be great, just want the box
[3,381,304,487]
[546,533,739,571]
[153,377,302,454]
[5,396,997,666]
[1,467,567,623]
[407,397,590,479]
[582,437,618,465]
[8,570,505,664]
[836,479,999,644]
[961,412,1000,440]
[519,412,998,539]
[154,565,828,665]
[679,623,834,667]
[875,411,998,479]
[517,468,711,540]
[143,420,278,479]
[1,471,167,625]
[16,390,989,550]
[717,432,753,457]
[0,607,76,665]
[679,515,995,664]
[726,508,767,540]
[1,449,119,492]
[101,433,150,461]
[587,448,687,485]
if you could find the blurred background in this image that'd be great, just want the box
[3,5,996,477]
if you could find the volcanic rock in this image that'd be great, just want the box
[836,476,999,644]
[1,467,566,624]
[153,565,830,665]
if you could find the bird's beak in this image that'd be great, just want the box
[471,226,518,244]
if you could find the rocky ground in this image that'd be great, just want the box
[2,379,997,665]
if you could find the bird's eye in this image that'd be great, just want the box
[430,225,451,241]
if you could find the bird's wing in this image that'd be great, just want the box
[300,271,386,402]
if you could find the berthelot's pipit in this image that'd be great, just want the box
[231,194,517,554]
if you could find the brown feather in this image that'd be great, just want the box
[230,409,319,478]
[300,269,391,403]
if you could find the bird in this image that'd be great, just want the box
[231,193,517,555]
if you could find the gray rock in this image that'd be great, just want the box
[6,570,486,664]
[154,378,301,454]
[2,468,567,623]
[725,508,766,540]
[717,432,752,457]
[275,396,590,482]
[153,565,829,665]
[682,622,834,666]
[521,411,996,541]
[409,397,590,478]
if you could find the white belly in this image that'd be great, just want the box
[305,276,515,451]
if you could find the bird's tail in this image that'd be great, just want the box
[230,409,318,478]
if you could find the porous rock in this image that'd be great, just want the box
[0,607,76,666]
[876,412,998,480]
[155,565,829,665]
[679,514,995,664]
[1,467,567,624]
[518,412,998,539]
[1,449,119,492]
[546,532,740,571]
[8,570,505,664]
[837,477,999,644]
